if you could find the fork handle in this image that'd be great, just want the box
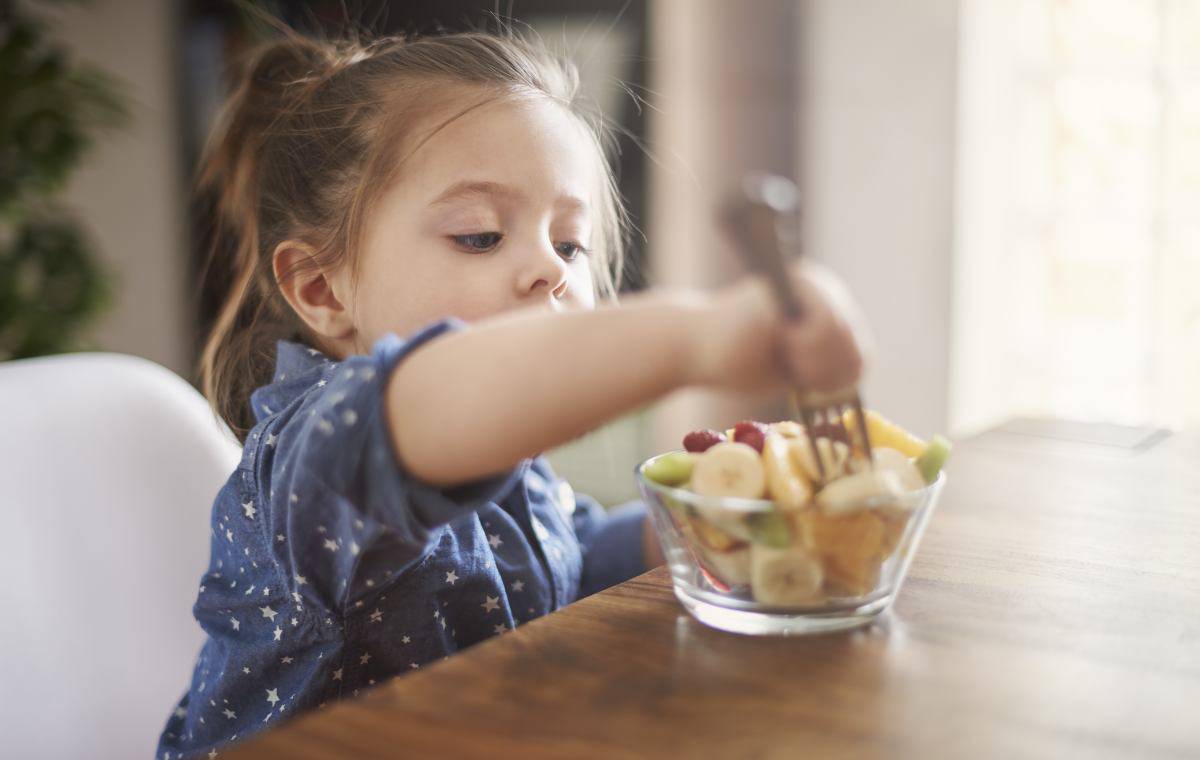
[720,176,806,322]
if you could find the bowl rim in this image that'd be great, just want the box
[634,449,947,514]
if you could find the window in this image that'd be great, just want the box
[954,0,1200,433]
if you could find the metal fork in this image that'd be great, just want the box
[719,172,873,484]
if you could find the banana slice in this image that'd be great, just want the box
[691,505,755,543]
[750,544,824,606]
[869,447,925,492]
[762,433,813,510]
[816,468,906,517]
[695,543,752,587]
[688,515,743,552]
[788,435,851,483]
[770,420,804,439]
[690,441,767,499]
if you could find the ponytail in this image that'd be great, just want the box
[196,36,332,441]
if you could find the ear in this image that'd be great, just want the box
[272,241,355,343]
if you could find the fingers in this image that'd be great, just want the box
[779,263,868,391]
[781,316,863,391]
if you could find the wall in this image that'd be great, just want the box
[646,0,959,449]
[40,0,190,376]
[646,0,803,455]
[798,0,959,438]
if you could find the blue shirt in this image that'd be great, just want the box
[157,317,648,759]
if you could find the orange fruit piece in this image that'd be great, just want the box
[802,509,887,596]
[877,508,912,556]
[843,408,927,459]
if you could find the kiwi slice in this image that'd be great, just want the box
[916,435,952,484]
[747,511,793,549]
[644,451,696,487]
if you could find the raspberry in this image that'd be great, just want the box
[732,420,769,453]
[682,428,726,453]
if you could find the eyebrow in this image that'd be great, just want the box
[428,180,588,213]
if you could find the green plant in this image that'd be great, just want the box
[0,0,128,360]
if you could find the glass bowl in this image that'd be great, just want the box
[636,451,945,635]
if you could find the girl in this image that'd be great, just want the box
[158,27,866,760]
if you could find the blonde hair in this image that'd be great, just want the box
[195,24,629,442]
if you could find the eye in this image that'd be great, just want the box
[554,241,589,261]
[451,232,503,253]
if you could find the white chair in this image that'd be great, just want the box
[0,353,240,760]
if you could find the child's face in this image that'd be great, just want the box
[342,95,600,352]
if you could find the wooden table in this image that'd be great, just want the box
[227,420,1200,759]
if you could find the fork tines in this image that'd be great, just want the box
[790,389,874,485]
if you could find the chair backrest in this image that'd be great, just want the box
[0,352,240,760]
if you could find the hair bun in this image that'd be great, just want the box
[244,37,333,98]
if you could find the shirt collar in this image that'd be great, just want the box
[249,339,334,423]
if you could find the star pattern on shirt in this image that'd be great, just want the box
[162,341,646,760]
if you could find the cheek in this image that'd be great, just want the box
[568,263,598,307]
[366,257,509,330]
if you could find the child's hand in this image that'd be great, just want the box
[691,261,871,394]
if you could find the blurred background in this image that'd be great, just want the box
[5,0,1199,507]
[4,2,1199,757]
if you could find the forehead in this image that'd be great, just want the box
[396,95,600,207]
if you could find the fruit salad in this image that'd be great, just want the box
[640,410,950,607]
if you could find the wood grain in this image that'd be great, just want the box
[226,421,1200,759]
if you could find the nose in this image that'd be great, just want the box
[515,241,569,300]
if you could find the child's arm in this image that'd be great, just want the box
[388,265,865,487]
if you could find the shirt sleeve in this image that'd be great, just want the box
[572,494,650,598]
[267,317,526,610]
